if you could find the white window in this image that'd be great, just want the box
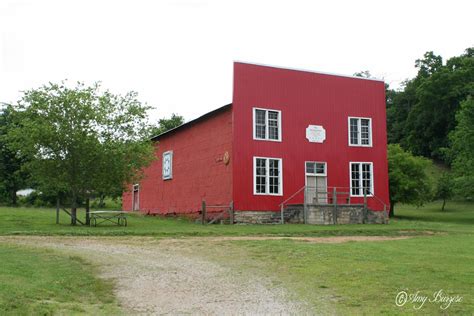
[305,162,326,176]
[253,157,283,195]
[350,162,374,196]
[162,151,173,180]
[348,117,372,146]
[253,108,281,141]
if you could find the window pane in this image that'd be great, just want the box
[306,162,315,174]
[255,110,266,139]
[361,119,370,145]
[256,158,266,193]
[255,110,266,124]
[350,118,359,145]
[268,111,279,140]
[315,163,325,174]
[351,163,360,195]
[362,163,372,195]
[269,159,280,194]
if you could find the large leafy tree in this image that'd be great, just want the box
[449,97,474,199]
[0,105,29,205]
[387,144,433,217]
[8,82,155,224]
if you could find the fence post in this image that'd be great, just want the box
[229,201,234,225]
[363,189,368,223]
[201,200,206,225]
[280,203,284,224]
[332,187,337,224]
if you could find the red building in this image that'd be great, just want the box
[123,62,390,224]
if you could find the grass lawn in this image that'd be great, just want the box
[0,201,472,314]
[0,201,472,237]
[0,244,119,315]
[191,201,473,314]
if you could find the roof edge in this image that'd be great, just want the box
[150,103,232,141]
[234,60,385,83]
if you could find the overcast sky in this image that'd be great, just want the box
[1,0,472,123]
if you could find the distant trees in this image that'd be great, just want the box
[449,97,474,199]
[0,105,29,205]
[387,144,433,217]
[386,48,474,162]
[7,82,155,224]
[150,113,184,137]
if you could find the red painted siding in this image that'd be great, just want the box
[232,62,389,211]
[123,106,233,215]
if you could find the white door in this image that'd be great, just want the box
[306,175,327,204]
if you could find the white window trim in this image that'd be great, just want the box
[162,150,173,180]
[304,161,327,176]
[252,107,282,142]
[348,117,373,147]
[349,161,374,197]
[253,156,283,196]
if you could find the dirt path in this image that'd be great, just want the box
[0,236,310,315]
[0,235,412,314]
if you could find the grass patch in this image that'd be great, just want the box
[0,244,120,315]
[0,201,472,237]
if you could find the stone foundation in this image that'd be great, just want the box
[234,204,388,224]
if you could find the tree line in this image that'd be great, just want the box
[379,48,473,215]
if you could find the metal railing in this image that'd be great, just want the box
[279,186,388,224]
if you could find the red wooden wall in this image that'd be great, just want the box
[123,106,233,214]
[232,62,389,211]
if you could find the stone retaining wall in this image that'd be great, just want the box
[233,204,388,224]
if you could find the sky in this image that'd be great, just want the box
[0,0,473,123]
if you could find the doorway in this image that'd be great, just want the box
[132,184,139,211]
[305,162,327,204]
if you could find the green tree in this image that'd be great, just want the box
[387,144,433,217]
[449,97,474,199]
[436,172,454,211]
[150,113,184,137]
[8,82,155,224]
[404,48,474,161]
[0,105,29,205]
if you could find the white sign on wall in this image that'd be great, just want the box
[306,125,326,143]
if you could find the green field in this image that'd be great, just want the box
[0,201,472,237]
[0,201,472,314]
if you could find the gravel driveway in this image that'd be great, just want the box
[1,236,309,315]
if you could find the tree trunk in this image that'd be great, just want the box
[56,197,60,224]
[389,201,395,218]
[441,199,446,212]
[71,193,77,226]
[85,198,90,225]
[10,189,17,206]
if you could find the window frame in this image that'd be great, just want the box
[162,150,173,180]
[349,162,374,197]
[348,116,373,147]
[252,107,282,142]
[253,156,283,196]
